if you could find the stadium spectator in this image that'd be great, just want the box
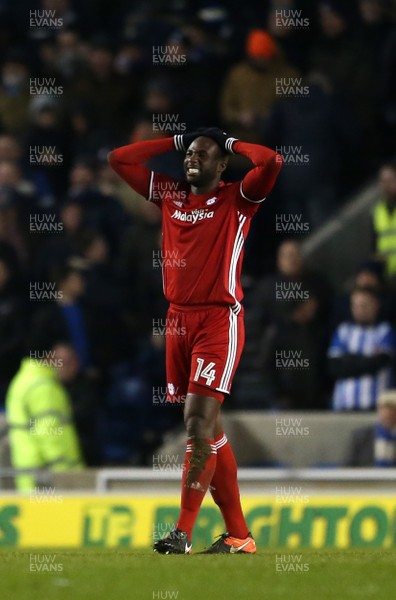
[0,51,31,135]
[345,389,396,466]
[372,161,396,281]
[68,102,110,160]
[24,98,71,202]
[117,200,167,339]
[333,259,396,327]
[102,333,177,466]
[0,133,55,209]
[328,286,395,411]
[66,39,135,133]
[380,29,396,155]
[66,159,129,253]
[357,0,394,62]
[310,2,373,140]
[240,240,331,406]
[54,343,102,466]
[51,29,88,81]
[220,29,298,143]
[266,0,316,71]
[264,70,361,226]
[356,0,395,155]
[114,36,147,77]
[0,134,22,163]
[0,247,25,405]
[6,342,84,491]
[28,263,93,371]
[33,197,84,281]
[248,239,332,331]
[0,172,33,268]
[74,229,132,367]
[259,293,330,410]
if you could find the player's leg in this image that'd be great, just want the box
[175,391,220,535]
[211,412,249,537]
[154,308,192,554]
[202,412,256,553]
[154,390,220,554]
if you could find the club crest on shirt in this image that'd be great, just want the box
[171,208,215,224]
[206,197,217,205]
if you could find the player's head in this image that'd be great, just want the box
[184,136,228,189]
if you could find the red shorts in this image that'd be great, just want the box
[165,304,245,404]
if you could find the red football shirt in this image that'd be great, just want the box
[109,137,282,310]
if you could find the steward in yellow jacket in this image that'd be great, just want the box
[6,357,84,491]
[373,163,396,278]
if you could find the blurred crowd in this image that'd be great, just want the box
[1,0,396,467]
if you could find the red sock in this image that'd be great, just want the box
[176,438,217,538]
[210,433,249,539]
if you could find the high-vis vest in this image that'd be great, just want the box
[6,358,84,491]
[373,201,396,277]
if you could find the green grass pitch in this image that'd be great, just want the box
[0,549,395,600]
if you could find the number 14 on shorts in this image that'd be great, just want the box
[193,358,216,386]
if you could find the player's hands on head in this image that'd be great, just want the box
[196,127,238,154]
[174,128,238,154]
[174,131,201,152]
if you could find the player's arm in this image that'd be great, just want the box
[107,138,176,199]
[107,132,201,200]
[233,140,283,204]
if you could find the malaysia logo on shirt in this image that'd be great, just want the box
[171,208,215,224]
